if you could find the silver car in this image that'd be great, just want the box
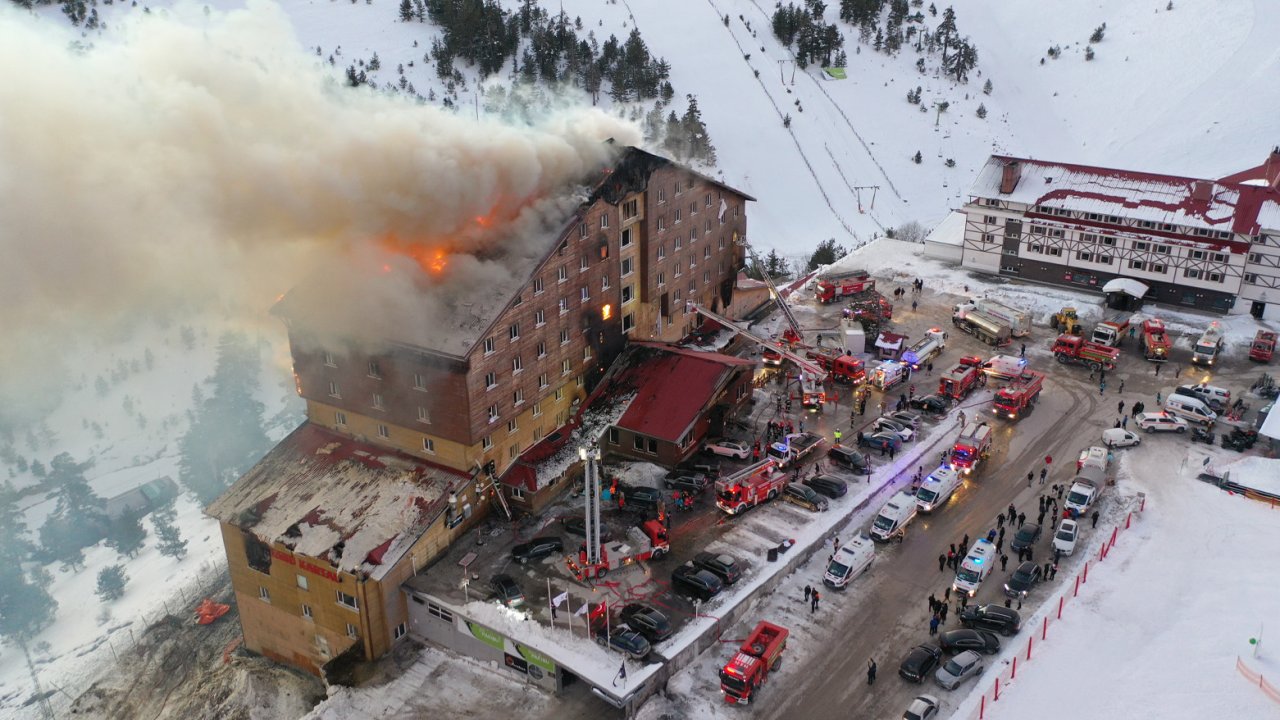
[935,650,984,690]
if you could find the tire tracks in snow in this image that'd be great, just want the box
[702,0,859,242]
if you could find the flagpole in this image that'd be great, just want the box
[547,577,553,628]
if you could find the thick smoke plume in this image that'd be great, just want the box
[0,2,639,419]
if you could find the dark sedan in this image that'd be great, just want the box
[898,644,943,683]
[693,552,742,585]
[619,485,663,512]
[1003,561,1042,598]
[828,444,870,474]
[805,474,849,499]
[909,394,950,414]
[511,536,564,564]
[619,603,673,643]
[596,625,651,660]
[1009,523,1042,553]
[938,629,1001,655]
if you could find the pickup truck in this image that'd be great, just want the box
[767,432,825,469]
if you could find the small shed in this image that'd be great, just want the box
[875,331,907,360]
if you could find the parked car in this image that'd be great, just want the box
[934,650,984,690]
[1137,411,1189,434]
[1003,561,1043,598]
[595,624,651,660]
[872,416,916,442]
[886,410,922,430]
[805,474,849,499]
[1222,427,1259,452]
[1009,523,1041,553]
[562,516,613,542]
[909,394,950,414]
[511,536,564,564]
[663,470,710,494]
[490,574,525,608]
[902,694,941,720]
[959,605,1022,636]
[898,644,944,683]
[828,444,870,473]
[938,629,1000,656]
[620,485,664,512]
[782,483,829,512]
[679,458,722,478]
[693,552,742,585]
[618,603,673,643]
[671,563,723,602]
[1102,428,1141,448]
[856,431,902,453]
[703,439,750,459]
[1052,519,1078,556]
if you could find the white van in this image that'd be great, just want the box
[915,466,962,514]
[869,492,918,543]
[952,538,997,597]
[1076,446,1109,472]
[1164,394,1218,426]
[1102,428,1141,448]
[823,536,875,589]
[1177,383,1231,411]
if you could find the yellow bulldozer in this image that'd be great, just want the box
[1051,307,1082,335]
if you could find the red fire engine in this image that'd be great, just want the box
[719,621,789,704]
[938,357,987,400]
[1250,330,1277,363]
[715,460,789,515]
[808,349,866,384]
[568,520,670,580]
[1051,334,1120,371]
[950,423,992,475]
[991,370,1043,420]
[815,271,875,304]
[1139,318,1172,362]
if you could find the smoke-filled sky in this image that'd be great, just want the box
[0,1,639,418]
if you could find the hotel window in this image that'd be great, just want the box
[554,388,564,401]
[324,351,337,367]
[367,360,381,378]
[1185,268,1201,279]
[535,310,545,327]
[1101,237,1116,247]
[335,411,347,426]
[705,192,713,207]
[984,198,999,207]
[622,285,634,303]
[689,228,696,244]
[1151,264,1167,274]
[657,272,666,287]
[538,373,549,389]
[690,201,698,215]
[1245,273,1258,284]
[983,215,996,224]
[328,381,340,398]
[1129,260,1145,270]
[578,222,587,239]
[657,188,666,204]
[576,375,584,388]
[512,355,523,373]
[558,297,570,314]
[537,341,547,358]
[372,393,384,410]
[377,424,389,439]
[534,278,544,295]
[623,313,635,332]
[657,216,666,232]
[622,199,638,219]
[621,227,633,248]
[580,286,590,302]
[413,373,426,390]
[558,266,569,283]
[561,360,571,375]
[1133,241,1149,251]
[580,255,589,271]
[1077,251,1092,262]
[533,402,542,417]
[718,236,726,249]
[600,213,610,229]
[482,436,493,450]
[483,337,495,355]
[509,323,520,341]
[394,623,407,640]
[487,404,499,423]
[1155,245,1170,254]
[583,345,592,361]
[259,587,270,603]
[1081,233,1098,243]
[705,219,712,234]
[1098,255,1113,265]
[602,275,612,290]
[622,257,634,277]
[302,605,314,620]
[1249,253,1262,263]
[559,329,570,345]
[513,388,524,406]
[674,262,683,278]
[422,437,435,453]
[657,244,666,260]
[347,623,359,638]
[417,406,430,423]
[508,419,518,433]
[674,208,682,224]
[1208,273,1223,282]
[703,270,711,284]
[485,372,497,389]
[1213,253,1227,263]
[704,246,711,260]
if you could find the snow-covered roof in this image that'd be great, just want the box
[925,210,966,247]
[206,423,468,581]
[875,332,905,350]
[1260,405,1280,441]
[969,155,1280,237]
[1101,278,1149,298]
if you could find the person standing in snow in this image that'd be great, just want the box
[804,585,812,603]
[1091,509,1100,528]
[867,658,877,685]
[929,615,940,635]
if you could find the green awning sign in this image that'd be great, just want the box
[517,643,555,672]
[466,621,505,651]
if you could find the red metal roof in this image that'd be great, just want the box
[615,344,753,443]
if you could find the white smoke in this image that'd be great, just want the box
[0,2,640,421]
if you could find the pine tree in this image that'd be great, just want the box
[983,78,993,95]
[154,503,189,560]
[399,0,413,22]
[936,7,957,62]
[680,95,717,165]
[0,566,57,642]
[106,512,148,559]
[807,238,849,270]
[913,150,923,164]
[96,565,128,602]
[0,483,35,566]
[1090,23,1106,43]
[976,103,987,118]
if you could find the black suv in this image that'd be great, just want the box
[619,603,674,643]
[663,470,710,494]
[671,563,723,602]
[898,644,943,682]
[805,474,848,499]
[620,485,664,512]
[511,536,564,564]
[1009,523,1041,553]
[827,444,870,474]
[959,604,1022,636]
[909,394,950,414]
[693,551,742,585]
[1003,561,1042,598]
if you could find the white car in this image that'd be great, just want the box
[1052,518,1078,556]
[903,694,940,720]
[1102,428,1141,448]
[935,650,984,690]
[1136,412,1189,434]
[703,439,749,459]
[886,410,922,430]
[872,417,916,442]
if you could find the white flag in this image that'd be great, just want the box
[574,601,589,616]
[718,198,728,221]
[552,590,570,608]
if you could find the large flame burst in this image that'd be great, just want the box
[377,213,500,276]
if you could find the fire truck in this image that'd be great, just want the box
[1250,330,1277,363]
[569,520,670,580]
[815,270,876,304]
[719,621,789,704]
[1091,313,1132,348]
[1139,318,1172,362]
[715,460,789,515]
[938,357,987,401]
[1051,334,1120,371]
[950,423,992,476]
[1191,321,1225,366]
[901,328,948,370]
[808,351,866,384]
[992,370,1043,420]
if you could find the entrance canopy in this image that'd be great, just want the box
[1102,278,1149,299]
